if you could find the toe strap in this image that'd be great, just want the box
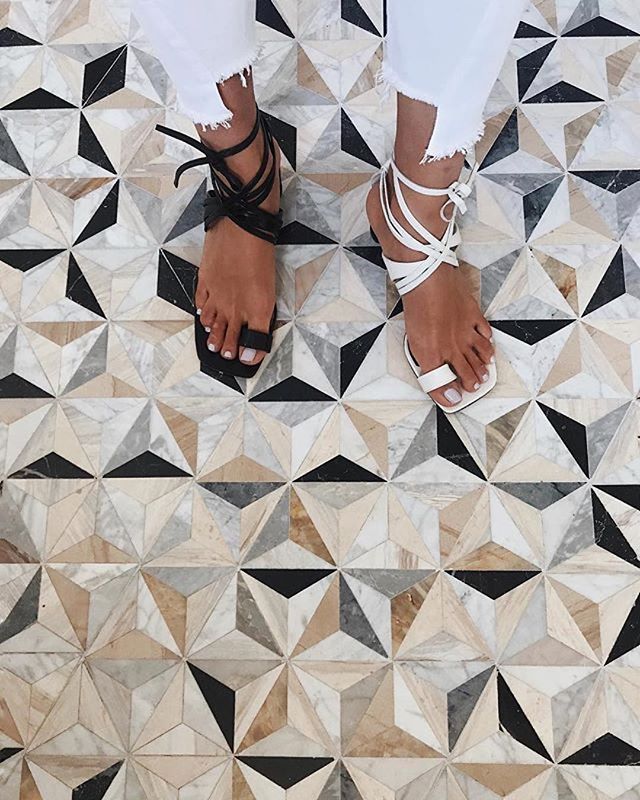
[239,325,273,353]
[417,364,457,393]
[404,338,457,393]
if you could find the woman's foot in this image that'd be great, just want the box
[366,166,494,410]
[194,123,280,368]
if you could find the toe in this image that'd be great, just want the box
[451,352,478,394]
[221,322,241,361]
[472,330,494,365]
[430,380,463,409]
[208,317,226,353]
[465,348,490,386]
[475,317,493,342]
[200,298,216,334]
[195,281,208,317]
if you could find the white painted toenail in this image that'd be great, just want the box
[489,356,495,363]
[482,373,489,382]
[240,348,256,363]
[196,308,202,315]
[444,388,462,404]
[223,350,232,359]
[204,327,210,333]
[474,382,480,390]
[207,343,216,352]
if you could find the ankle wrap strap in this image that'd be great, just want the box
[156,108,283,244]
[378,159,477,296]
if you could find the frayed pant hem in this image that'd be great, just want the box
[177,45,261,129]
[378,64,485,162]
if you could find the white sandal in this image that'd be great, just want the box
[374,158,497,413]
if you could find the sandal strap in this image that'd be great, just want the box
[238,326,273,353]
[378,159,476,296]
[156,107,283,244]
[404,338,457,392]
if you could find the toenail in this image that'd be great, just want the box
[489,356,495,363]
[240,348,256,363]
[207,343,217,352]
[474,382,480,390]
[482,373,489,382]
[444,388,462,405]
[223,350,232,359]
[204,326,211,333]
[196,308,202,315]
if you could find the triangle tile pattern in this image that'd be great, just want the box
[0,1,639,797]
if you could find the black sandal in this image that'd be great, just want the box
[156,107,282,378]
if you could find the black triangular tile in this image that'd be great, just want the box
[0,569,40,644]
[564,16,638,38]
[74,181,119,245]
[9,453,93,480]
[339,575,386,656]
[606,592,640,663]
[514,21,555,38]
[262,112,297,170]
[341,110,379,168]
[72,762,122,800]
[436,411,485,479]
[251,376,335,402]
[583,247,626,315]
[523,176,563,240]
[278,221,336,245]
[340,324,384,395]
[517,41,555,99]
[188,663,235,750]
[0,249,64,272]
[525,81,603,104]
[0,374,53,398]
[593,485,640,512]
[491,319,573,345]
[447,571,539,599]
[199,482,282,509]
[78,113,116,174]
[538,402,588,475]
[592,490,640,568]
[157,250,196,314]
[498,673,552,760]
[448,667,493,750]
[0,119,29,174]
[238,756,333,789]
[256,0,294,38]
[346,245,384,268]
[66,254,106,317]
[0,27,40,46]
[2,88,75,110]
[296,455,384,483]
[481,109,519,169]
[0,748,22,764]
[561,733,640,764]
[341,0,380,35]
[571,170,640,194]
[104,451,191,478]
[83,46,127,106]
[243,569,334,598]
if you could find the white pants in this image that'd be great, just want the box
[132,0,527,161]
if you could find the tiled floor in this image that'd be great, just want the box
[1,0,640,797]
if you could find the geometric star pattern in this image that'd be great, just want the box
[1,0,639,797]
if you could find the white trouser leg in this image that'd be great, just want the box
[384,0,528,161]
[131,0,257,127]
